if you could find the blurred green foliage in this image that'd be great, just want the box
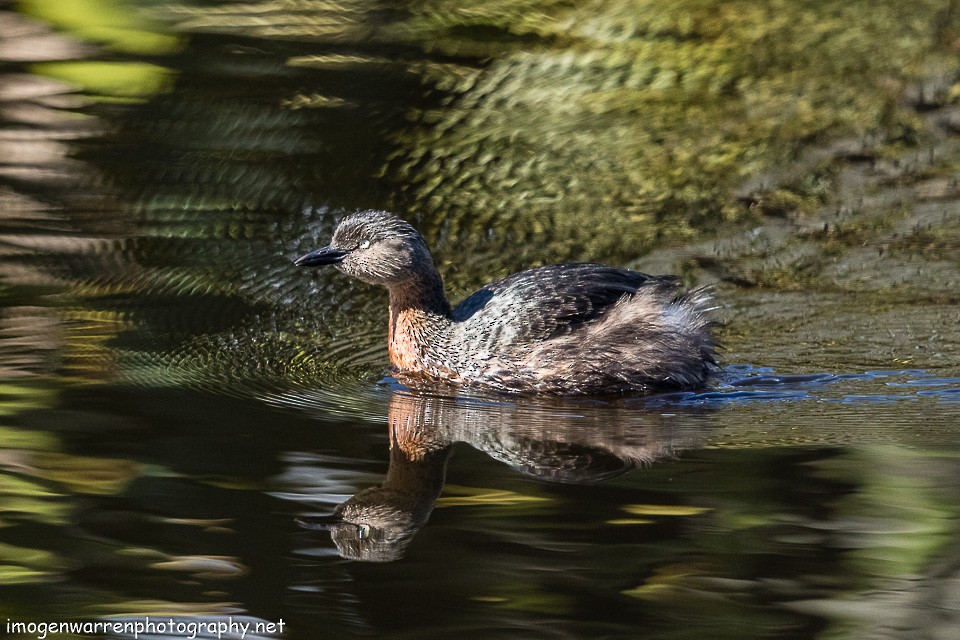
[157,0,960,271]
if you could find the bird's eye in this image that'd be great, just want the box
[358,240,370,250]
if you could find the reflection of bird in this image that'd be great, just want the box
[296,210,718,394]
[299,390,705,562]
[300,440,451,563]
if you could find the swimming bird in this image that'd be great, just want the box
[295,210,717,394]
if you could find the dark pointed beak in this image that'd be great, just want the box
[294,246,348,267]
[296,514,342,530]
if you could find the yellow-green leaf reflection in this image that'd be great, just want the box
[816,446,959,580]
[0,541,69,584]
[88,601,236,616]
[0,473,62,499]
[468,586,578,615]
[623,563,705,601]
[30,61,173,99]
[606,518,654,525]
[622,504,712,517]
[31,452,140,495]
[0,382,58,418]
[0,565,53,586]
[0,425,58,450]
[19,0,181,54]
[436,484,553,508]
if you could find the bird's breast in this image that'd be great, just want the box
[389,308,429,371]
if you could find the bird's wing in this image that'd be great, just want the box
[450,263,678,350]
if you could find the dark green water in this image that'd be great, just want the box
[2,1,959,639]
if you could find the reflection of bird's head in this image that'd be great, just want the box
[327,486,429,563]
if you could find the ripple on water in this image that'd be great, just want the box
[116,319,394,424]
[706,365,960,407]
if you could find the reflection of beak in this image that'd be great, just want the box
[294,246,348,267]
[295,514,342,530]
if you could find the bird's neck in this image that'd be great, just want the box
[388,267,451,317]
[387,270,451,371]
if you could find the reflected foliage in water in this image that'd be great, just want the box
[152,0,960,263]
